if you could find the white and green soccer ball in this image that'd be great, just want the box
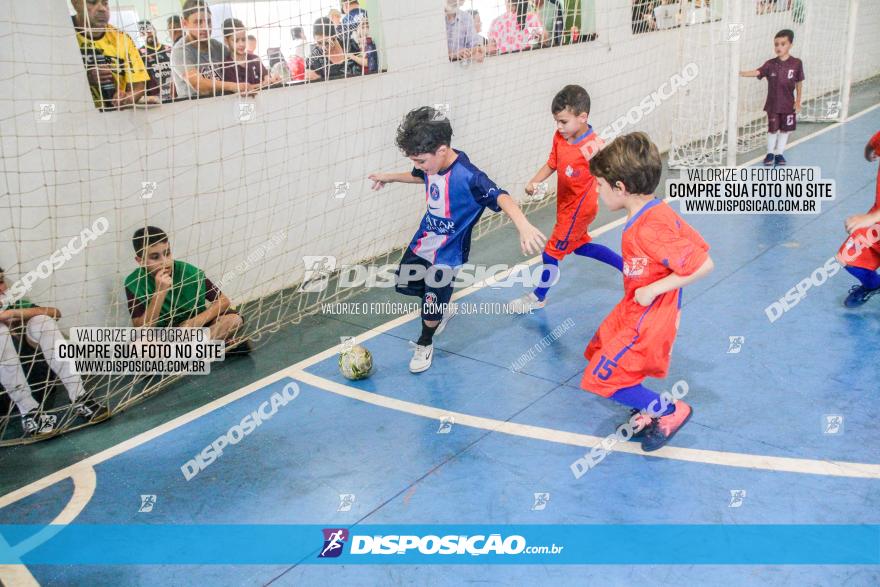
[338,344,374,380]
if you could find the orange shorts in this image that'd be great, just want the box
[836,226,880,271]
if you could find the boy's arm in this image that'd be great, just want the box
[526,164,555,195]
[368,171,423,190]
[739,69,760,77]
[135,268,172,327]
[0,306,61,324]
[179,293,231,329]
[497,194,547,255]
[635,256,714,306]
[845,211,880,234]
[795,81,803,113]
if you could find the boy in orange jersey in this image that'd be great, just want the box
[836,130,880,307]
[581,132,714,451]
[509,85,622,313]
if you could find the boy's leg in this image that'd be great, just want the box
[837,229,880,307]
[410,265,455,373]
[208,312,244,342]
[573,242,623,272]
[0,323,39,415]
[532,252,560,302]
[765,115,780,165]
[24,315,85,403]
[774,114,796,165]
[509,252,560,313]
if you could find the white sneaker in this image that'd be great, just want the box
[409,342,434,373]
[434,302,458,337]
[507,292,546,314]
[22,411,57,436]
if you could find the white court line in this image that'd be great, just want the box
[1,102,878,512]
[294,370,880,479]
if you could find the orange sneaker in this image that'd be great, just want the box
[641,401,693,452]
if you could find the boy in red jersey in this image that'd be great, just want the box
[509,85,623,313]
[740,29,804,167]
[581,132,714,451]
[836,130,880,307]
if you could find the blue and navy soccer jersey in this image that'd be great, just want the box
[408,151,504,267]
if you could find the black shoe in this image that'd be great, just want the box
[843,284,880,308]
[76,400,110,423]
[623,409,653,440]
[225,338,253,356]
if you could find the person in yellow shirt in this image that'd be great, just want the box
[71,0,149,110]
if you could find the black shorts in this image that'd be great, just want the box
[394,249,455,321]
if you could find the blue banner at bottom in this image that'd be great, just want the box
[0,525,878,565]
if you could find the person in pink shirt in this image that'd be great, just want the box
[488,0,545,55]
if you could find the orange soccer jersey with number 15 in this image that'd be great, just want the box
[581,199,709,397]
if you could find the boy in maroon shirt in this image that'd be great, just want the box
[741,29,804,167]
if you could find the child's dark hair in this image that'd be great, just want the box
[552,85,591,116]
[133,226,169,257]
[395,107,453,156]
[314,16,334,38]
[182,0,209,20]
[775,29,794,43]
[589,132,661,195]
[223,17,245,37]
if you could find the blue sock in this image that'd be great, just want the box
[532,252,559,301]
[610,383,675,417]
[574,242,623,272]
[845,265,880,290]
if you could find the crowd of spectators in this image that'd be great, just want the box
[445,0,596,63]
[72,0,380,110]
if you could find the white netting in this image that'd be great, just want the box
[670,0,876,168]
[0,0,877,443]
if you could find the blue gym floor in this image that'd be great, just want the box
[2,108,880,585]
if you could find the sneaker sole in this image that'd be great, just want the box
[409,360,433,374]
[641,406,693,452]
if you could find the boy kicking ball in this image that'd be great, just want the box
[369,106,546,373]
[740,29,804,167]
[508,84,622,314]
[580,133,714,451]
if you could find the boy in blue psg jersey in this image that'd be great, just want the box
[369,106,546,373]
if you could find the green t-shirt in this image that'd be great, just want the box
[3,298,36,310]
[124,260,207,327]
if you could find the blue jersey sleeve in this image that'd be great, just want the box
[469,170,504,212]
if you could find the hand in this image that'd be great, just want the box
[795,101,802,114]
[238,83,259,96]
[524,182,537,196]
[634,284,657,307]
[87,65,114,86]
[866,142,878,162]
[155,268,173,292]
[456,48,472,61]
[517,222,546,255]
[845,213,878,234]
[368,173,390,190]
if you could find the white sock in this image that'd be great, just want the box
[775,131,790,155]
[0,324,39,415]
[25,315,85,403]
[767,132,778,154]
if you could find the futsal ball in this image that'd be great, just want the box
[339,344,374,380]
